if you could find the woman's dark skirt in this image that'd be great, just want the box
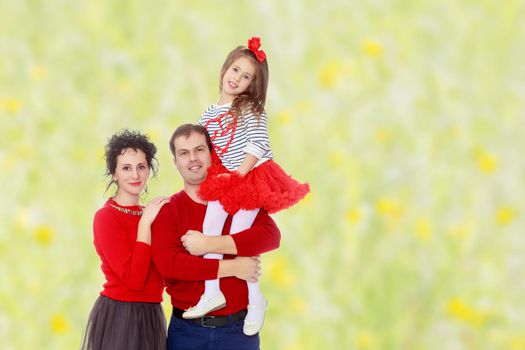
[81,295,167,350]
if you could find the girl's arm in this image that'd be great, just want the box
[236,153,258,176]
[237,110,270,176]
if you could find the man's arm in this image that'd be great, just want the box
[151,203,218,281]
[151,200,262,282]
[180,209,281,256]
[218,256,261,283]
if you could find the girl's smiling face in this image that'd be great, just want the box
[220,56,256,103]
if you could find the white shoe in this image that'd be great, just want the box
[182,292,226,319]
[243,300,268,336]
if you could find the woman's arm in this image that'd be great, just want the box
[136,196,170,244]
[94,210,151,291]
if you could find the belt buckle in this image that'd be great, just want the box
[201,315,216,328]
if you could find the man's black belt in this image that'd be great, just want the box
[172,307,247,328]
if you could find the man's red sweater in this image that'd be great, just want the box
[93,199,164,302]
[151,191,281,315]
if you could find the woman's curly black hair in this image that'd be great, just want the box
[104,129,158,193]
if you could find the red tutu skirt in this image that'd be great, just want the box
[198,153,310,215]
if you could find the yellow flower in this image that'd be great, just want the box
[476,150,498,174]
[448,221,473,240]
[162,301,172,321]
[329,151,345,168]
[354,330,376,349]
[376,197,394,215]
[72,147,86,161]
[376,197,404,220]
[375,197,405,233]
[447,297,467,316]
[118,79,133,94]
[302,192,314,205]
[3,154,16,171]
[16,144,32,159]
[283,345,301,350]
[318,60,343,88]
[295,100,312,113]
[415,217,432,241]
[34,225,54,246]
[290,296,307,314]
[30,64,46,80]
[27,282,41,296]
[446,297,488,327]
[362,39,384,57]
[448,125,461,139]
[496,206,516,226]
[374,127,391,144]
[15,209,30,230]
[50,313,69,334]
[510,336,525,350]
[266,255,293,288]
[98,146,106,160]
[146,128,160,144]
[346,208,362,225]
[344,61,356,77]
[5,98,22,114]
[276,110,293,125]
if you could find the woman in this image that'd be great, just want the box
[82,129,169,350]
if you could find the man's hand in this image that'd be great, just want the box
[231,256,261,283]
[181,230,209,256]
[217,256,261,282]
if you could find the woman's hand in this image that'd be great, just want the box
[140,196,170,226]
[136,196,169,245]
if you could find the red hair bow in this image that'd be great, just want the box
[248,36,266,62]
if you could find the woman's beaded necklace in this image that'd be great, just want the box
[109,202,144,216]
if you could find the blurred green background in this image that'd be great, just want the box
[1,0,524,349]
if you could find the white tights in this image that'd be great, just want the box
[202,201,264,306]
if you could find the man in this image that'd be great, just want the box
[151,124,281,350]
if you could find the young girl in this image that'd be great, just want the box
[182,37,310,336]
[81,130,169,350]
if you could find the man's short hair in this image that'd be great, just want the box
[169,124,212,158]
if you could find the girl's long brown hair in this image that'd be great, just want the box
[219,46,269,122]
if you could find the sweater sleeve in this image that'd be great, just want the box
[94,210,151,291]
[243,111,270,159]
[151,203,219,281]
[231,209,281,256]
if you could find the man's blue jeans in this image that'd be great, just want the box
[167,314,260,350]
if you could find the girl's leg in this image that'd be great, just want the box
[202,200,229,294]
[230,209,268,335]
[182,200,228,319]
